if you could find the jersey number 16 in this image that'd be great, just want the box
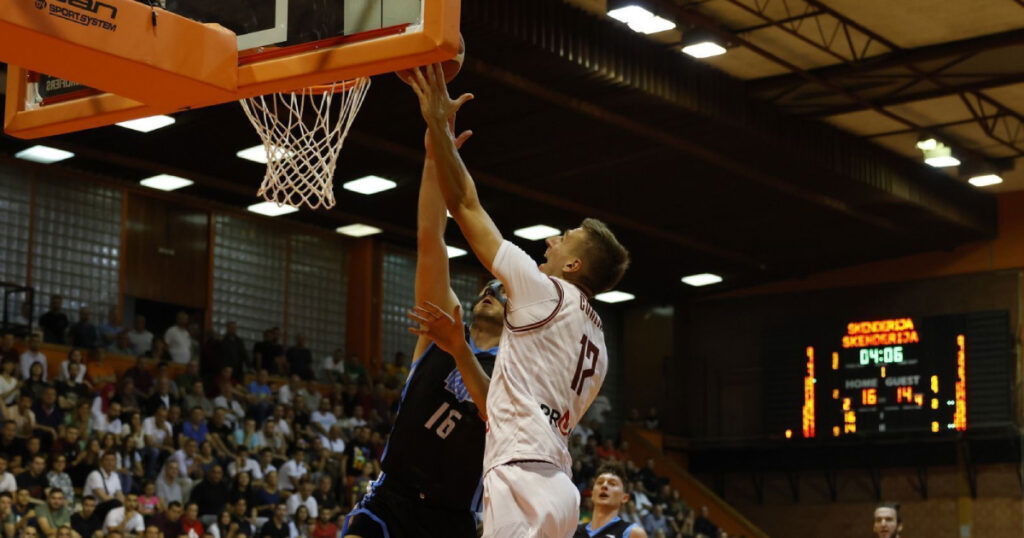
[424,402,463,439]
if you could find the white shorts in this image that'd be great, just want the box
[482,461,580,538]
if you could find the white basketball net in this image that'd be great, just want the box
[239,77,372,210]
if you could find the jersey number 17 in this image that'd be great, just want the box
[571,334,599,396]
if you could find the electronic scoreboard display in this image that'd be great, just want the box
[764,311,1011,439]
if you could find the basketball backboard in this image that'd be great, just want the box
[3,0,461,138]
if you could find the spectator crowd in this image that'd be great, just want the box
[0,294,728,537]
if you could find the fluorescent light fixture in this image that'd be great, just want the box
[595,290,635,303]
[446,246,467,258]
[607,5,675,34]
[513,225,561,241]
[116,115,175,133]
[682,42,727,58]
[247,201,298,217]
[139,174,193,191]
[343,175,397,195]
[925,155,961,168]
[335,223,383,237]
[236,144,293,164]
[968,174,1003,187]
[15,145,74,164]
[681,273,723,287]
[916,138,938,151]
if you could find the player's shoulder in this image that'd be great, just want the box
[626,523,648,538]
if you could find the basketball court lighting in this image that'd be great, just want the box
[682,42,727,58]
[607,5,676,34]
[116,115,175,133]
[968,174,1003,187]
[916,137,938,151]
[236,145,293,164]
[513,225,561,241]
[595,290,636,303]
[247,201,298,217]
[446,246,468,258]
[139,174,193,191]
[343,175,397,195]
[15,145,74,164]
[335,223,383,237]
[681,273,723,287]
[923,145,960,168]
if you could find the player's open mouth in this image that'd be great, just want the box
[481,298,494,306]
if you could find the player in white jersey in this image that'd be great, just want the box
[408,65,630,538]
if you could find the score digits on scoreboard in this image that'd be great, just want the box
[793,317,967,439]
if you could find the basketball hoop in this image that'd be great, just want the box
[239,77,371,210]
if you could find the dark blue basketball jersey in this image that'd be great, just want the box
[377,335,497,511]
[574,516,639,538]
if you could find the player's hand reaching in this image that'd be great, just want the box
[410,64,474,137]
[407,301,467,356]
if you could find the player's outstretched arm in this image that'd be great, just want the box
[409,64,503,273]
[412,123,472,361]
[408,302,490,420]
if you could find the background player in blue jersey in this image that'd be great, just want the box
[575,464,647,538]
[341,117,504,537]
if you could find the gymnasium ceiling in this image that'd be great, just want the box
[1,0,1022,303]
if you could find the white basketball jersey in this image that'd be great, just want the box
[484,241,608,475]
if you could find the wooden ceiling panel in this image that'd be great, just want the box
[824,109,913,136]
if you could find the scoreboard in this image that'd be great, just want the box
[764,311,1011,439]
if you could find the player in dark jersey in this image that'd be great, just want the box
[342,120,504,538]
[575,464,647,538]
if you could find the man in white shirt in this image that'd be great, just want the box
[309,399,337,435]
[277,448,307,492]
[93,401,123,436]
[142,406,174,477]
[85,452,124,504]
[227,448,263,481]
[319,425,346,455]
[285,480,318,518]
[409,67,629,537]
[0,456,16,493]
[323,349,345,382]
[164,311,192,364]
[18,334,46,381]
[127,315,153,356]
[103,493,145,534]
[172,439,201,479]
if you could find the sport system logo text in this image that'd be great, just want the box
[36,0,118,32]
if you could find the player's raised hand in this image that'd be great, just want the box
[410,64,474,133]
[408,301,466,355]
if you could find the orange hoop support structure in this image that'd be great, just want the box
[2,0,462,139]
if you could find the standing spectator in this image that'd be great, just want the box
[164,312,192,364]
[35,488,72,537]
[70,496,103,538]
[0,334,18,367]
[150,501,184,537]
[257,503,289,538]
[221,322,248,381]
[285,335,313,381]
[38,295,68,345]
[127,315,153,356]
[68,307,101,350]
[18,334,45,382]
[189,465,230,520]
[103,493,145,535]
[252,329,283,374]
[98,306,122,349]
[0,360,21,406]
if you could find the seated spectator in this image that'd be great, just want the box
[127,315,153,356]
[227,497,254,536]
[207,510,236,538]
[0,493,16,535]
[189,465,229,520]
[632,481,653,516]
[150,500,184,538]
[120,358,153,398]
[47,454,74,506]
[110,332,134,355]
[55,363,91,411]
[277,448,307,493]
[694,506,718,538]
[146,377,178,415]
[0,360,20,407]
[257,503,289,538]
[0,457,17,494]
[643,504,672,537]
[70,495,103,538]
[181,502,205,535]
[58,349,87,384]
[229,471,253,505]
[183,407,209,445]
[36,488,73,537]
[144,338,171,363]
[16,455,48,499]
[319,425,345,457]
[212,385,246,429]
[644,407,661,430]
[103,493,145,535]
[206,407,235,457]
[288,505,312,537]
[172,439,202,480]
[7,394,36,438]
[85,451,124,507]
[311,507,339,538]
[137,481,161,517]
[184,382,214,418]
[322,349,345,383]
[309,399,337,436]
[98,306,123,350]
[233,419,261,453]
[227,448,261,481]
[141,406,174,477]
[33,387,64,442]
[640,459,667,493]
[313,475,339,517]
[18,334,46,383]
[93,400,123,436]
[286,479,318,518]
[245,370,273,424]
[24,362,49,400]
[250,470,282,520]
[156,460,192,506]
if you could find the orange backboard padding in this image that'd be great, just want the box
[4,0,461,140]
[0,0,238,110]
